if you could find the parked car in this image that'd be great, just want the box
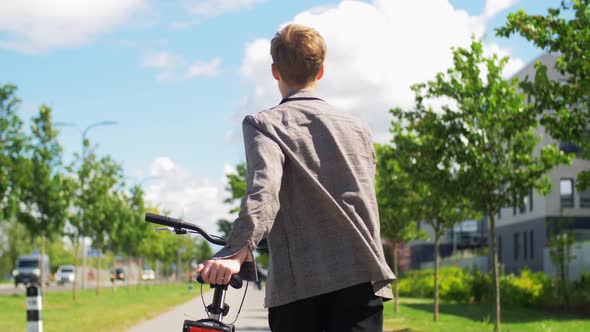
[141,269,155,281]
[56,265,75,285]
[12,254,50,287]
[110,268,125,282]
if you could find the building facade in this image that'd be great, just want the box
[407,54,590,274]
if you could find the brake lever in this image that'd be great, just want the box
[154,227,187,235]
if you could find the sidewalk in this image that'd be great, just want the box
[126,283,270,332]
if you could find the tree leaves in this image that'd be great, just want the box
[497,0,590,190]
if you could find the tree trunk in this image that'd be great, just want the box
[127,257,132,288]
[40,230,46,303]
[489,214,501,332]
[434,235,440,322]
[73,238,79,302]
[156,259,160,284]
[111,253,116,293]
[137,257,143,289]
[96,246,101,296]
[393,242,400,313]
[559,233,571,310]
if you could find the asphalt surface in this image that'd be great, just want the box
[126,283,270,332]
[0,280,141,296]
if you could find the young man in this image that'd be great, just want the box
[197,24,395,331]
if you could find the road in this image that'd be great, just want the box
[0,280,142,296]
[126,283,270,332]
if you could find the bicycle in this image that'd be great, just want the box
[145,212,249,332]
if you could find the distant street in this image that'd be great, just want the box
[0,280,143,296]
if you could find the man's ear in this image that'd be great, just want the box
[316,65,324,81]
[271,63,281,81]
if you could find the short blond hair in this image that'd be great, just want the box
[270,24,327,85]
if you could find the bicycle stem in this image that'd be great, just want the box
[208,284,230,321]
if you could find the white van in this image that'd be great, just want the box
[12,254,50,287]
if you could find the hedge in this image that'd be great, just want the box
[397,266,589,313]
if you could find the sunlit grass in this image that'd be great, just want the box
[0,283,201,332]
[384,297,590,332]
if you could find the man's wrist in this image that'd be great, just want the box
[228,246,251,265]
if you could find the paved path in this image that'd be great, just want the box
[127,284,270,332]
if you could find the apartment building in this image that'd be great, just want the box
[406,54,590,273]
[495,54,590,274]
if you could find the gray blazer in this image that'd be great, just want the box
[214,89,395,308]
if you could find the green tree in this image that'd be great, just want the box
[497,0,590,190]
[118,185,151,288]
[217,162,270,269]
[548,217,576,309]
[70,139,125,295]
[140,206,171,281]
[0,221,32,279]
[216,162,247,242]
[224,162,247,214]
[408,39,570,331]
[195,239,213,265]
[374,143,425,313]
[0,84,27,221]
[66,140,92,300]
[18,105,73,296]
[386,114,477,321]
[216,219,233,239]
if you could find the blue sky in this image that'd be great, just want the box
[0,0,562,233]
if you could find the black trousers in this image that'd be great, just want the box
[268,282,383,332]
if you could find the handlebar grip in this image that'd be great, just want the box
[145,213,182,228]
[196,274,243,289]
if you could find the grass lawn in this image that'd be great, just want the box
[0,283,201,332]
[384,298,590,332]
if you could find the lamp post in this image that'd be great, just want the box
[56,120,117,289]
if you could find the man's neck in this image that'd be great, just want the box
[279,81,317,98]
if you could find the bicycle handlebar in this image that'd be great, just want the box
[144,212,227,246]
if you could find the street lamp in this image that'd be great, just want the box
[56,120,118,289]
[55,121,118,158]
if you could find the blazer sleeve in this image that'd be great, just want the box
[212,115,285,281]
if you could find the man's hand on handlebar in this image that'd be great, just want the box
[196,246,250,285]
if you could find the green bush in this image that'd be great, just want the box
[570,272,590,313]
[396,265,590,311]
[500,269,552,306]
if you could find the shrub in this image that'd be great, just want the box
[398,266,473,302]
[397,266,558,307]
[500,268,552,307]
[570,272,590,313]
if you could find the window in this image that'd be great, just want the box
[559,141,583,155]
[498,236,503,263]
[581,187,590,208]
[513,205,517,216]
[530,230,534,260]
[560,178,575,208]
[523,231,528,260]
[514,233,519,261]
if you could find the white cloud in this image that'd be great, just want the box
[143,51,187,69]
[482,0,521,20]
[0,0,147,53]
[186,57,222,78]
[185,0,267,18]
[483,42,526,78]
[143,157,232,236]
[142,51,222,81]
[237,0,525,142]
